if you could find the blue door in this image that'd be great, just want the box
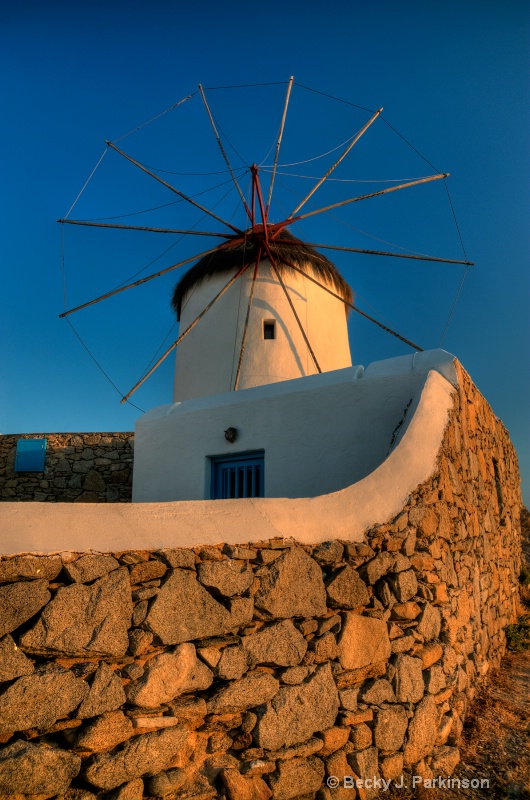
[211,451,264,499]
[15,439,47,472]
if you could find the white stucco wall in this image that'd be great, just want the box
[173,260,352,401]
[136,349,457,503]
[0,355,456,554]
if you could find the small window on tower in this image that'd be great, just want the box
[263,320,276,340]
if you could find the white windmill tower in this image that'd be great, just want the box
[58,78,472,501]
[171,226,353,402]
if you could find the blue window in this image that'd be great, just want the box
[211,451,264,499]
[15,439,47,472]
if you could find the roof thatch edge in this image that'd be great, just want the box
[171,229,352,319]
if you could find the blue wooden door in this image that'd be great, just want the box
[211,451,264,499]
[15,439,47,472]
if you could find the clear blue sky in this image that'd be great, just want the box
[1,0,529,504]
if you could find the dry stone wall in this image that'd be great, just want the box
[0,433,133,503]
[0,364,522,799]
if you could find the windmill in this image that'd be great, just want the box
[58,78,472,408]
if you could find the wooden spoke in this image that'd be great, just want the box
[106,140,244,235]
[263,242,322,373]
[290,173,449,223]
[277,238,474,266]
[287,107,383,218]
[58,245,225,318]
[276,254,424,352]
[198,84,252,221]
[254,165,269,237]
[58,219,235,238]
[233,251,262,391]
[266,76,294,216]
[121,262,252,403]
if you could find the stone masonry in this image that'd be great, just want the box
[0,433,133,503]
[0,363,522,798]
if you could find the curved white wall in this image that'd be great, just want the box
[173,260,351,402]
[0,353,457,554]
[138,350,457,503]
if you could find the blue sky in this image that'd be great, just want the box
[1,0,529,504]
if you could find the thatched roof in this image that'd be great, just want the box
[171,229,353,319]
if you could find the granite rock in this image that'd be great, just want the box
[380,752,404,781]
[417,603,442,641]
[76,710,134,752]
[325,565,370,609]
[391,601,421,620]
[431,745,460,775]
[359,679,396,705]
[229,596,254,627]
[347,746,380,798]
[310,631,338,662]
[126,643,213,707]
[362,552,395,584]
[374,705,408,751]
[0,740,81,796]
[84,726,188,790]
[217,645,249,680]
[393,654,425,703]
[64,554,120,584]
[128,629,153,656]
[435,713,455,746]
[83,470,106,493]
[166,696,207,729]
[312,541,344,566]
[375,579,397,609]
[254,663,338,750]
[281,666,310,685]
[442,644,458,675]
[349,722,372,750]
[337,612,391,670]
[388,569,418,603]
[403,694,440,766]
[254,547,326,618]
[417,642,443,669]
[339,688,358,711]
[20,568,132,657]
[391,634,416,654]
[157,548,195,569]
[425,664,447,695]
[61,789,98,800]
[221,768,272,800]
[128,560,167,585]
[76,662,126,719]
[207,671,279,714]
[267,756,325,800]
[0,579,50,637]
[131,600,148,627]
[102,777,144,799]
[0,555,62,583]
[0,634,35,682]
[242,620,307,667]
[318,726,350,756]
[197,559,254,597]
[146,768,187,797]
[0,665,88,734]
[145,569,244,644]
[222,544,258,560]
[325,749,352,796]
